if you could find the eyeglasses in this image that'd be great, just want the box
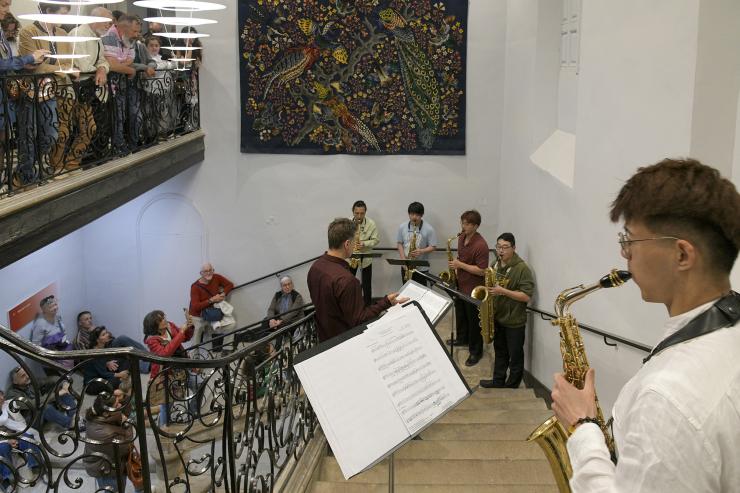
[617,232,680,257]
[496,245,512,251]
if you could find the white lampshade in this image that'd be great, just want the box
[31,0,124,4]
[133,0,225,12]
[45,54,90,59]
[33,35,99,43]
[170,57,196,62]
[158,32,210,39]
[18,14,112,24]
[162,46,203,51]
[143,16,217,27]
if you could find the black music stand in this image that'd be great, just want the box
[386,258,430,283]
[414,270,481,359]
[350,252,383,262]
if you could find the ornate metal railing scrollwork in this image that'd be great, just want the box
[0,309,318,493]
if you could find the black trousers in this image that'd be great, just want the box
[399,269,429,286]
[454,298,482,357]
[492,323,526,388]
[350,263,373,306]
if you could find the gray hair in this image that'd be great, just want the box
[279,276,292,286]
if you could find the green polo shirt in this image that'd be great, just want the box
[493,253,534,327]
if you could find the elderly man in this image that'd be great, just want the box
[51,7,112,170]
[189,262,234,353]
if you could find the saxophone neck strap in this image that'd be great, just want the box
[643,291,740,364]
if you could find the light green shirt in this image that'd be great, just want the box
[348,217,379,268]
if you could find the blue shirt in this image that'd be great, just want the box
[396,220,437,271]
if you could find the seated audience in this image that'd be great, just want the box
[82,327,130,395]
[0,390,41,489]
[143,310,196,426]
[266,276,305,329]
[29,296,73,373]
[6,367,76,431]
[189,263,234,353]
[83,394,142,493]
[75,311,149,373]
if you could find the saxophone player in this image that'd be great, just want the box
[479,232,534,387]
[447,210,489,366]
[396,201,437,286]
[348,200,379,306]
[551,159,740,492]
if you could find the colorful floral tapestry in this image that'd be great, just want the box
[239,0,468,155]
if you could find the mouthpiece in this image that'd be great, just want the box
[599,269,631,288]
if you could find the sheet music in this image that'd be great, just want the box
[364,305,469,435]
[398,280,451,324]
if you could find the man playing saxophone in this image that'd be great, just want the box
[348,200,379,306]
[447,210,489,366]
[396,201,437,286]
[479,232,534,388]
[551,158,740,492]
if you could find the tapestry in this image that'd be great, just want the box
[239,0,468,155]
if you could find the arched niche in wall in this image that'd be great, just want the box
[137,194,206,324]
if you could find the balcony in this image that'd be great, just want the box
[0,70,205,268]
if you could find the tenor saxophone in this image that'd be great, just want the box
[527,269,631,492]
[439,232,462,287]
[404,229,418,282]
[471,267,496,344]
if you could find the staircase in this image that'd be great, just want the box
[308,313,558,492]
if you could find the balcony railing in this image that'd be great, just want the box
[0,308,317,493]
[0,69,200,196]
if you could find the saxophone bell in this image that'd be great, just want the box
[439,231,463,286]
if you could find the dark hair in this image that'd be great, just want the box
[610,158,740,274]
[144,34,161,46]
[497,232,516,247]
[85,394,116,421]
[408,202,424,215]
[90,326,108,348]
[111,10,125,21]
[39,2,69,14]
[327,218,356,249]
[40,295,55,308]
[77,311,91,326]
[460,210,481,226]
[352,200,367,211]
[143,310,165,337]
[1,13,19,40]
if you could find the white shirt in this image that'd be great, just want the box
[568,298,740,492]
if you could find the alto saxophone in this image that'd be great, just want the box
[349,219,362,269]
[471,266,499,344]
[404,229,418,282]
[439,232,462,287]
[527,269,631,492]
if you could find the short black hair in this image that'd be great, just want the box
[352,200,367,211]
[39,1,69,14]
[143,310,165,337]
[497,232,516,247]
[461,210,481,226]
[90,326,107,348]
[408,202,424,215]
[77,311,91,326]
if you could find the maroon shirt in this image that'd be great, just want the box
[307,253,392,342]
[189,273,234,317]
[456,232,490,293]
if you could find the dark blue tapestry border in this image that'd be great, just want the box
[238,0,468,155]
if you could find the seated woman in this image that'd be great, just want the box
[82,327,130,395]
[83,394,142,493]
[143,310,196,427]
[265,276,306,350]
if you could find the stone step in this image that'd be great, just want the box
[456,397,546,411]
[439,409,552,425]
[470,388,537,400]
[318,457,556,485]
[394,440,545,460]
[310,482,558,493]
[420,423,540,441]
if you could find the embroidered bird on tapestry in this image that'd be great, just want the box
[325,98,381,152]
[263,46,320,99]
[379,8,441,150]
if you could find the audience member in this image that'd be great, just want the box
[75,310,148,353]
[0,11,19,55]
[101,14,138,156]
[29,296,73,372]
[143,310,196,427]
[59,7,112,170]
[0,389,41,488]
[189,263,234,352]
[111,10,124,25]
[6,367,76,431]
[17,1,70,183]
[83,394,142,493]
[82,327,130,395]
[266,276,305,330]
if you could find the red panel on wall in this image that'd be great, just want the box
[7,282,58,332]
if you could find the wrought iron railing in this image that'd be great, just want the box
[0,308,317,493]
[0,68,200,196]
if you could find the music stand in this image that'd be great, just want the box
[351,252,383,261]
[414,270,481,359]
[386,258,430,283]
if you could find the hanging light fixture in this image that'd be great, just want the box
[18,13,112,25]
[133,0,225,12]
[142,16,217,27]
[158,31,210,40]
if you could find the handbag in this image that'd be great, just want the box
[194,283,224,322]
[127,444,144,489]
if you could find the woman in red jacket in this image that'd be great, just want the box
[143,310,195,426]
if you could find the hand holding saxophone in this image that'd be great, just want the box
[487,284,506,296]
[551,368,598,430]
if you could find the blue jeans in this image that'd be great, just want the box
[112,82,140,149]
[17,98,58,181]
[157,372,199,426]
[111,336,150,373]
[0,435,39,479]
[42,392,76,429]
